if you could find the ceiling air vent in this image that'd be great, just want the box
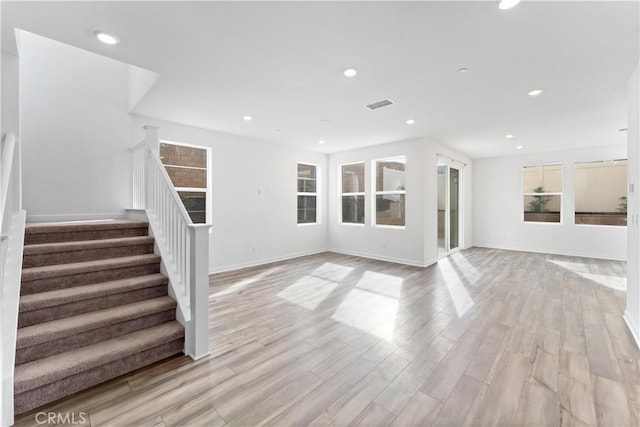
[365,99,394,111]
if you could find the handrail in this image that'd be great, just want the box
[131,127,211,360]
[1,132,26,426]
[148,153,194,224]
[0,133,16,229]
[129,139,147,152]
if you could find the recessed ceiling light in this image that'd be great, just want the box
[528,89,543,97]
[318,140,326,145]
[457,67,469,73]
[619,128,628,132]
[321,119,331,123]
[516,145,524,150]
[94,31,119,45]
[243,115,252,121]
[498,0,521,10]
[406,119,416,125]
[343,68,357,77]
[505,134,515,139]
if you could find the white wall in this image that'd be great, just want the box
[17,30,329,273]
[474,144,628,260]
[131,117,328,273]
[625,61,639,347]
[328,138,472,267]
[19,31,133,221]
[1,52,19,137]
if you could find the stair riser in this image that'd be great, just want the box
[14,339,184,415]
[16,310,176,365]
[21,263,161,295]
[25,227,149,245]
[18,285,169,328]
[23,243,155,268]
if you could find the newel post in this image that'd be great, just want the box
[185,224,211,359]
[143,125,160,155]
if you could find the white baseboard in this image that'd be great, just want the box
[209,249,328,274]
[328,248,428,268]
[624,311,640,349]
[26,212,128,223]
[473,242,626,262]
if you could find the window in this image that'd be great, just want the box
[522,164,562,223]
[341,162,365,224]
[575,160,627,226]
[159,141,210,224]
[374,156,406,227]
[297,163,317,224]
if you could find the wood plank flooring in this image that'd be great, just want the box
[14,248,640,426]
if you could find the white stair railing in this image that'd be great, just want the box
[0,132,27,427]
[131,126,210,360]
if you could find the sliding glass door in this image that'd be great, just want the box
[437,157,462,258]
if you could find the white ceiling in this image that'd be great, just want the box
[2,1,638,158]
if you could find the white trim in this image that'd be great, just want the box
[376,190,407,196]
[523,192,563,196]
[159,140,212,227]
[340,160,367,167]
[472,243,626,262]
[373,156,406,227]
[623,311,640,349]
[329,248,428,268]
[574,223,627,229]
[373,224,406,230]
[175,187,207,193]
[297,162,319,225]
[26,212,128,223]
[210,247,430,275]
[437,156,463,258]
[163,164,207,171]
[209,248,328,274]
[159,139,208,151]
[340,162,366,224]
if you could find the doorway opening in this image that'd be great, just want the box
[437,156,463,258]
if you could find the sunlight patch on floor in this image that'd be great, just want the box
[331,288,399,341]
[438,257,475,317]
[355,271,404,298]
[449,252,482,284]
[310,262,354,281]
[548,260,627,291]
[209,266,284,299]
[276,276,338,310]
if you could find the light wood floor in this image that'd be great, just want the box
[15,248,640,426]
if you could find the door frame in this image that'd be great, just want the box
[437,155,464,259]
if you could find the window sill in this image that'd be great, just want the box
[373,224,406,230]
[523,221,563,225]
[297,222,319,227]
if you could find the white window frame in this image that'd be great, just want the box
[297,162,319,225]
[340,161,366,226]
[159,139,212,227]
[522,163,563,225]
[574,159,628,228]
[373,156,406,228]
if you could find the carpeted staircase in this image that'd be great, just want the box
[14,220,185,415]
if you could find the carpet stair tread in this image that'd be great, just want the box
[17,296,176,349]
[19,274,168,312]
[21,254,160,281]
[14,321,184,394]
